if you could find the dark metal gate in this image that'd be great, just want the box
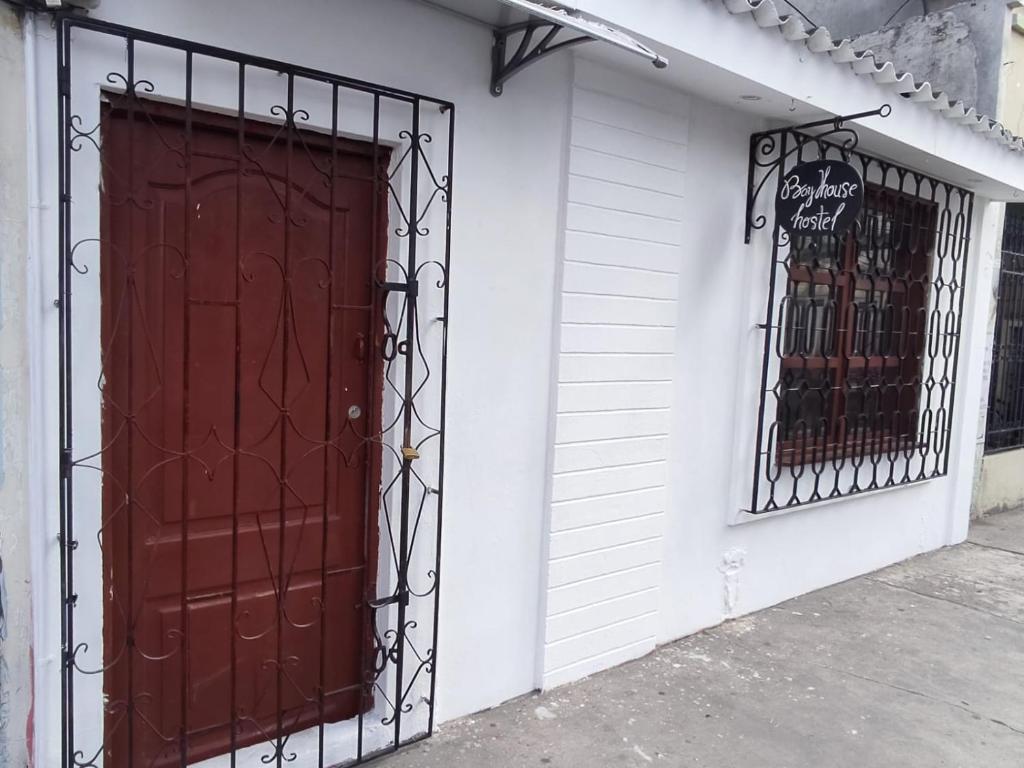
[986,206,1024,452]
[56,13,453,767]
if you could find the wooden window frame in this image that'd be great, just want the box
[776,186,938,466]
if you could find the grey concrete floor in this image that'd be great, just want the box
[379,509,1024,768]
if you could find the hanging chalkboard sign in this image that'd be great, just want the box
[775,159,864,238]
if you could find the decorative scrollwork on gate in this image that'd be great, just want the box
[57,13,453,767]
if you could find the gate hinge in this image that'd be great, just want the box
[381,279,418,298]
[58,66,71,98]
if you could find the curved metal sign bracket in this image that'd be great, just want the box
[744,104,891,244]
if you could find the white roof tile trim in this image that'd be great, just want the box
[722,0,1024,152]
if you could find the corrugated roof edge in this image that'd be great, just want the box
[723,0,1024,152]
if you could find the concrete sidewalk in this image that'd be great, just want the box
[381,509,1024,767]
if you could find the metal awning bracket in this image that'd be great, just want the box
[491,21,589,96]
[491,0,667,97]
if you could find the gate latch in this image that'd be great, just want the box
[401,446,420,461]
[381,278,418,298]
[368,590,409,609]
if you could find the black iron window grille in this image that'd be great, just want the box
[985,206,1024,452]
[56,13,452,767]
[745,116,974,514]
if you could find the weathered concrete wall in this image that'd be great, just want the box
[975,447,1024,516]
[971,201,1007,520]
[797,0,928,37]
[0,5,33,766]
[1003,17,1024,135]
[853,11,980,111]
[801,0,1007,118]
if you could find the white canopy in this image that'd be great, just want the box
[497,0,667,69]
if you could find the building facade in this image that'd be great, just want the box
[981,10,1024,516]
[0,0,1022,766]
[796,0,1024,519]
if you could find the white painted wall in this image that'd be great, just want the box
[0,6,33,766]
[26,0,571,763]
[576,0,1024,201]
[539,59,687,688]
[541,62,1004,684]
[658,94,1002,643]
[536,57,999,688]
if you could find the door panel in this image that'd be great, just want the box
[100,100,384,767]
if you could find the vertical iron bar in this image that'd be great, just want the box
[932,187,954,476]
[426,103,454,737]
[942,192,974,474]
[357,92,382,763]
[919,181,942,480]
[56,16,71,768]
[125,36,137,763]
[865,180,884,491]
[229,62,245,768]
[274,72,296,768]
[316,82,340,768]
[178,49,194,767]
[749,131,788,513]
[393,99,422,748]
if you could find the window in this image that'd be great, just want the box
[746,128,974,514]
[985,206,1024,452]
[777,188,936,465]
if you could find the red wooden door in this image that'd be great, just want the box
[100,100,384,766]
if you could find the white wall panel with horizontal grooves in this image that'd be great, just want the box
[541,58,689,689]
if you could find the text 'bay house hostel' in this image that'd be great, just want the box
[1,0,1023,766]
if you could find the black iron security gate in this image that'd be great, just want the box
[744,111,974,513]
[986,206,1024,452]
[56,13,452,767]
